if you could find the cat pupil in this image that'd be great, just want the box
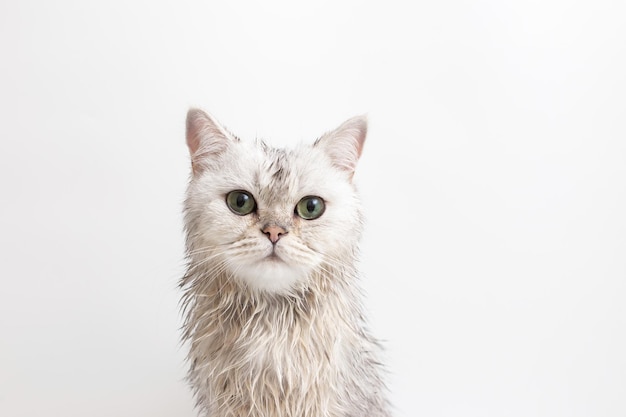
[237,194,247,207]
[307,199,316,213]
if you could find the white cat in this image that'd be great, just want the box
[181,108,391,417]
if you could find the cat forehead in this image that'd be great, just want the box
[255,143,321,196]
[259,145,291,182]
[221,140,335,200]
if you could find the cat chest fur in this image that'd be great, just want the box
[186,279,360,417]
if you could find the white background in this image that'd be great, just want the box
[1,1,625,416]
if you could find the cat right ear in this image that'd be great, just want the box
[186,108,236,175]
[314,115,367,180]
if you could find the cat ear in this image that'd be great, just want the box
[186,108,237,174]
[314,115,367,178]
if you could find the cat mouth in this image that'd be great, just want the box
[264,251,284,262]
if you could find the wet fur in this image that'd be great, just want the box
[180,109,391,416]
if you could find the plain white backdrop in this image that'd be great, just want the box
[1,1,625,416]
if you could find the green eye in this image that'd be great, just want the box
[226,190,256,215]
[295,196,325,220]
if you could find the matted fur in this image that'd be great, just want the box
[180,109,391,417]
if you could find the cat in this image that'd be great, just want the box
[180,108,391,417]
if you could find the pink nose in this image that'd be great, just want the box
[262,225,287,244]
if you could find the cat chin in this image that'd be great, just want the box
[234,258,311,294]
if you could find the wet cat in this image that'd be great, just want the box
[180,108,391,417]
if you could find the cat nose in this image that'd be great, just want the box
[262,225,287,244]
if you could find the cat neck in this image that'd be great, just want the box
[182,266,369,416]
[182,261,362,330]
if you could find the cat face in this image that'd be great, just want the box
[184,110,366,294]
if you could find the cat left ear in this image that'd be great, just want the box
[186,108,237,175]
[314,115,367,178]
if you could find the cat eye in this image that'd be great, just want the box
[295,196,325,220]
[226,190,256,215]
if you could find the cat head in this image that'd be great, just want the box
[184,109,367,295]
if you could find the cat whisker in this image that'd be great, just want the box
[186,249,233,272]
[186,241,234,256]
